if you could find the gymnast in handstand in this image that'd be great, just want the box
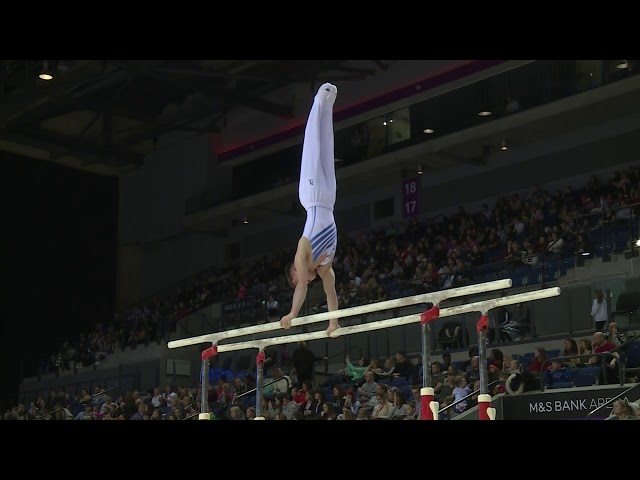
[281,83,340,337]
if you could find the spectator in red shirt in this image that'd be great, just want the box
[529,347,547,375]
[590,331,619,384]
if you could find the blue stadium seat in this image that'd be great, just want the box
[573,367,600,387]
[565,256,576,269]
[550,381,574,389]
[525,268,540,286]
[453,360,466,372]
[558,259,569,276]
[511,271,526,288]
[400,385,412,400]
[542,261,560,283]
[622,341,640,381]
[624,341,640,368]
[391,377,410,387]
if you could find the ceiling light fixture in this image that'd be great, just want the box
[242,216,249,224]
[500,139,509,151]
[423,128,434,134]
[617,60,628,69]
[38,61,53,81]
[478,110,492,117]
[417,164,423,175]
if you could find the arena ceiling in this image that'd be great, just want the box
[4,60,639,237]
[185,74,640,235]
[0,59,388,173]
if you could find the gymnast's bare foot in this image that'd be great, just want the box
[317,83,337,103]
[326,322,340,337]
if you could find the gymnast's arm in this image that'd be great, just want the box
[288,256,309,319]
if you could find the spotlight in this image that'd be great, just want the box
[617,60,628,69]
[500,139,509,151]
[242,216,249,224]
[478,110,492,117]
[423,128,434,134]
[417,164,423,175]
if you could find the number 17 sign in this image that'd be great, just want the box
[402,176,421,218]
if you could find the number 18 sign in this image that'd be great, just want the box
[402,176,421,218]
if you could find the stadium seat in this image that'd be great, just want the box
[391,377,410,387]
[573,367,600,387]
[400,385,412,400]
[550,381,574,389]
[622,340,640,382]
[453,361,466,372]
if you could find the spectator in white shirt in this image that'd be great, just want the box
[591,289,608,332]
[151,387,163,408]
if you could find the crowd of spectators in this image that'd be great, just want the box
[7,319,637,420]
[30,165,640,409]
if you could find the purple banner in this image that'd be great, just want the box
[402,176,421,218]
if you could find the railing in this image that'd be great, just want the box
[437,379,502,420]
[618,335,640,383]
[20,371,139,407]
[183,410,201,421]
[312,347,349,386]
[311,357,329,386]
[538,352,623,392]
[232,375,291,405]
[538,334,640,392]
[182,376,293,420]
[215,255,569,323]
[571,201,640,264]
[176,311,216,338]
[585,382,640,419]
[35,386,118,420]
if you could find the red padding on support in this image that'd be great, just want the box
[201,345,218,361]
[256,351,266,365]
[476,314,489,333]
[421,393,434,420]
[420,305,440,325]
[479,401,490,421]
